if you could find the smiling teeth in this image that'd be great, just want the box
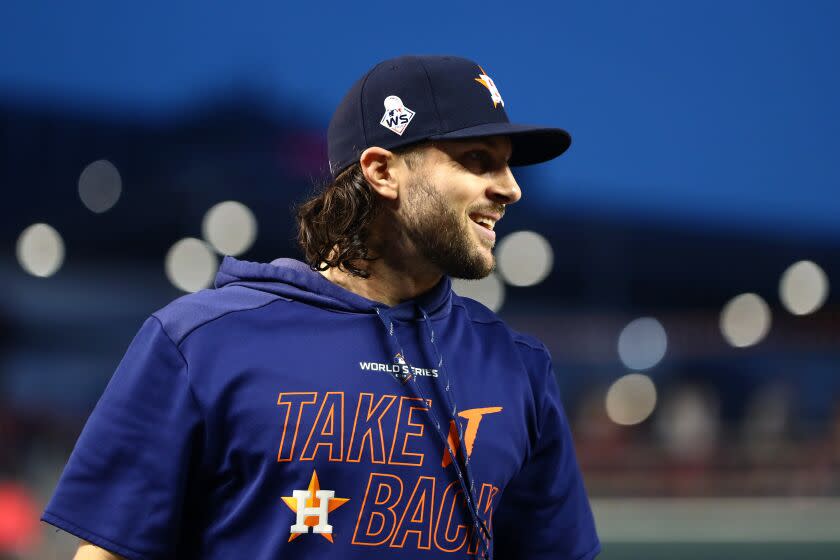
[473,217,496,230]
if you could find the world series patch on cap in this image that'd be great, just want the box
[327,55,572,177]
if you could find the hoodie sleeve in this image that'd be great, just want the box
[493,344,601,560]
[42,316,204,560]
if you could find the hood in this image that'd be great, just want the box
[213,257,453,321]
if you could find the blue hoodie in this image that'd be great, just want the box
[43,257,600,560]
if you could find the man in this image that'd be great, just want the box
[44,55,600,560]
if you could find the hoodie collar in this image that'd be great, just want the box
[214,257,452,321]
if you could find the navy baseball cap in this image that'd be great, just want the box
[327,55,572,177]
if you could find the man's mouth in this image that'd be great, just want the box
[469,213,498,231]
[469,212,499,243]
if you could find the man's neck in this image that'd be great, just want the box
[319,257,442,307]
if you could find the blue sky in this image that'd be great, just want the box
[2,0,838,239]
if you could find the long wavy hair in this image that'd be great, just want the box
[296,146,424,278]
[296,163,379,278]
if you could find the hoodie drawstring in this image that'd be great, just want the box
[418,306,493,545]
[374,307,493,560]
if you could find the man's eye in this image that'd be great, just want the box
[464,151,489,168]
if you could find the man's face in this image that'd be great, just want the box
[398,136,521,279]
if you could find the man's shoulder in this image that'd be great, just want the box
[152,284,288,346]
[450,292,550,358]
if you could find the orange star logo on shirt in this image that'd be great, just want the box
[281,470,349,543]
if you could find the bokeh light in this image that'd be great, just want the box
[451,273,505,312]
[720,293,771,347]
[605,373,658,426]
[0,482,40,553]
[656,385,720,460]
[496,230,553,287]
[78,159,122,213]
[165,238,218,293]
[16,223,65,277]
[201,200,258,256]
[779,260,829,316]
[617,317,667,370]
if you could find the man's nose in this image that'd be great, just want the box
[488,166,522,205]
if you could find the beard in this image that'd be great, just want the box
[400,174,494,280]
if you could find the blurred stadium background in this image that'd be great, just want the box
[2,1,839,558]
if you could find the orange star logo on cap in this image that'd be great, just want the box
[474,66,505,108]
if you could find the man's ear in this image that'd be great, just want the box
[359,147,401,201]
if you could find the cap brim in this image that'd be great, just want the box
[429,122,572,166]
